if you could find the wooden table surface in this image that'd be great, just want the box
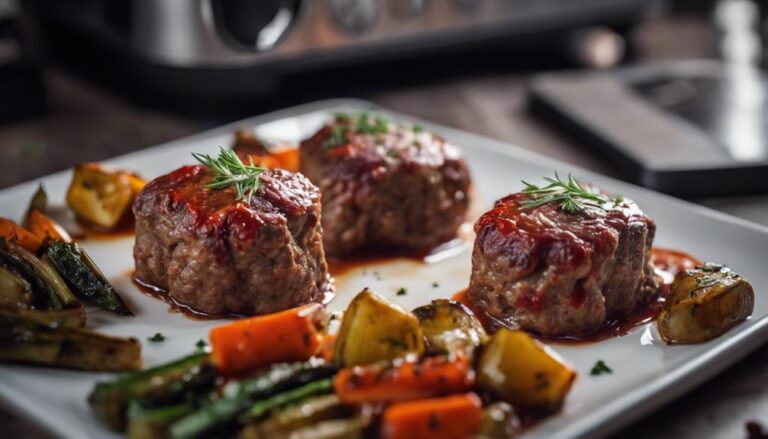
[2,14,767,439]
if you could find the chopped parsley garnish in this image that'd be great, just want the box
[590,360,613,376]
[147,332,165,342]
[323,124,348,149]
[323,112,390,149]
[195,339,208,350]
[396,287,407,296]
[413,124,423,133]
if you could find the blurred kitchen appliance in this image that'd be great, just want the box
[528,60,768,198]
[37,0,646,97]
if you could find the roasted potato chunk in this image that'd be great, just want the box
[334,289,425,367]
[477,329,575,413]
[412,299,487,356]
[66,163,146,228]
[476,402,522,439]
[658,263,754,344]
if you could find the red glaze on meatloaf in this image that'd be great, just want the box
[133,165,330,316]
[468,192,660,337]
[300,114,471,257]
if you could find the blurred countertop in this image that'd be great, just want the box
[1,13,767,439]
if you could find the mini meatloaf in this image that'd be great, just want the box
[133,165,330,316]
[300,113,471,257]
[468,192,660,337]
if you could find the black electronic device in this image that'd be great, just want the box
[528,60,768,198]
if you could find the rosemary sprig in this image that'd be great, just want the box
[192,147,265,204]
[521,173,608,214]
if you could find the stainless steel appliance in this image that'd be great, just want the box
[38,0,647,96]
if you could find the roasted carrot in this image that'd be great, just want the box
[0,217,42,253]
[27,210,72,243]
[271,147,300,172]
[245,154,282,170]
[381,393,483,439]
[210,303,325,376]
[333,353,475,405]
[317,332,336,363]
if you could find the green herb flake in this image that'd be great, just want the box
[396,287,407,296]
[195,339,208,350]
[147,333,165,343]
[432,282,439,288]
[323,124,348,149]
[590,360,613,376]
[413,124,423,133]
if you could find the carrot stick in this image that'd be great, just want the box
[317,333,336,363]
[246,154,282,170]
[0,217,42,253]
[334,353,475,405]
[381,393,483,439]
[27,210,72,243]
[271,148,299,172]
[210,303,325,376]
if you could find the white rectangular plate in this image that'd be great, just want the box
[1,99,767,439]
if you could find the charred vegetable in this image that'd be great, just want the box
[334,354,474,405]
[66,163,145,228]
[240,378,334,422]
[0,218,42,253]
[334,289,425,367]
[169,359,336,439]
[477,328,576,414]
[22,184,48,229]
[0,264,34,309]
[89,352,216,431]
[127,401,195,439]
[27,210,72,243]
[286,416,371,439]
[412,299,487,357]
[0,312,140,372]
[380,393,483,439]
[239,394,352,439]
[1,307,85,329]
[0,239,78,310]
[0,240,86,328]
[46,241,133,316]
[658,263,754,344]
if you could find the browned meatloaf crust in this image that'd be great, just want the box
[300,113,472,257]
[133,165,330,316]
[468,192,660,337]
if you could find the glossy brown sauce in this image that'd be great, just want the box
[453,247,701,344]
[133,275,242,321]
[74,220,135,241]
[327,236,468,277]
[133,274,335,321]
